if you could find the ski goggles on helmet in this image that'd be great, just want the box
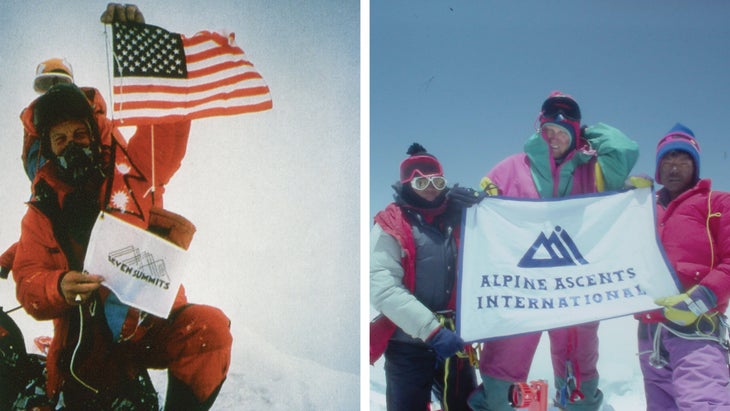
[541,96,581,122]
[410,175,447,191]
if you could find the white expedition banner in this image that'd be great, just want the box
[84,212,188,318]
[456,187,680,343]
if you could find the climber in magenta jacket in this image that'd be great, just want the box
[637,123,730,410]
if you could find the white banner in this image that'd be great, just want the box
[84,212,189,318]
[457,187,680,343]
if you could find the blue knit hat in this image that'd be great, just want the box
[655,123,700,184]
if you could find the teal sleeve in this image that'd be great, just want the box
[584,123,639,190]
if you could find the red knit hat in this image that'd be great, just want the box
[399,143,443,183]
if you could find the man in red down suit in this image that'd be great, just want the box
[12,11,232,409]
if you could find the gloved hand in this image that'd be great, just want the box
[480,176,499,196]
[100,3,145,24]
[447,184,486,208]
[655,285,717,326]
[427,327,465,359]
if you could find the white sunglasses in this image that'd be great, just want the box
[410,175,447,191]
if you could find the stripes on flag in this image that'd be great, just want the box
[111,23,272,125]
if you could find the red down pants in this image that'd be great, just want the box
[57,303,233,404]
[132,304,233,401]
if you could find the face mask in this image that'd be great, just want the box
[54,141,98,186]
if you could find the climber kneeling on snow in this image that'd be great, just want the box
[13,81,232,409]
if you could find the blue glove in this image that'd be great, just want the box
[446,184,486,209]
[655,285,717,326]
[427,327,465,359]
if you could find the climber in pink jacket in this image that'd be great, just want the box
[468,91,638,411]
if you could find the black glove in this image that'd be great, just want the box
[446,184,486,209]
[427,327,465,360]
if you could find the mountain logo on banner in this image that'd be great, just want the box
[517,226,589,268]
[108,245,171,289]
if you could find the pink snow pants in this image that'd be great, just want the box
[478,322,600,382]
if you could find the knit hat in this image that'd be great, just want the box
[34,83,99,159]
[539,91,582,151]
[399,143,443,183]
[655,123,700,184]
[33,58,74,94]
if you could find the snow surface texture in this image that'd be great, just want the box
[370,315,647,410]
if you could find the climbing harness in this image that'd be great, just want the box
[641,314,730,370]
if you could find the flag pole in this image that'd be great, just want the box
[148,125,156,206]
[104,24,116,124]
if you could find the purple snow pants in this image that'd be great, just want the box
[638,322,730,411]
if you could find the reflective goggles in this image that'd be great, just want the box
[541,97,581,122]
[410,175,447,191]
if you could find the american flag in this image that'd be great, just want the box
[110,22,272,125]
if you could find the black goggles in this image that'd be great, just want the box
[541,97,581,122]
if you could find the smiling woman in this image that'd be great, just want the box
[541,123,573,160]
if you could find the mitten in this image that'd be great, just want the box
[427,327,465,359]
[655,285,717,326]
[100,3,146,24]
[446,184,486,209]
[479,176,499,196]
[625,174,654,189]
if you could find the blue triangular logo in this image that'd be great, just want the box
[518,226,588,268]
